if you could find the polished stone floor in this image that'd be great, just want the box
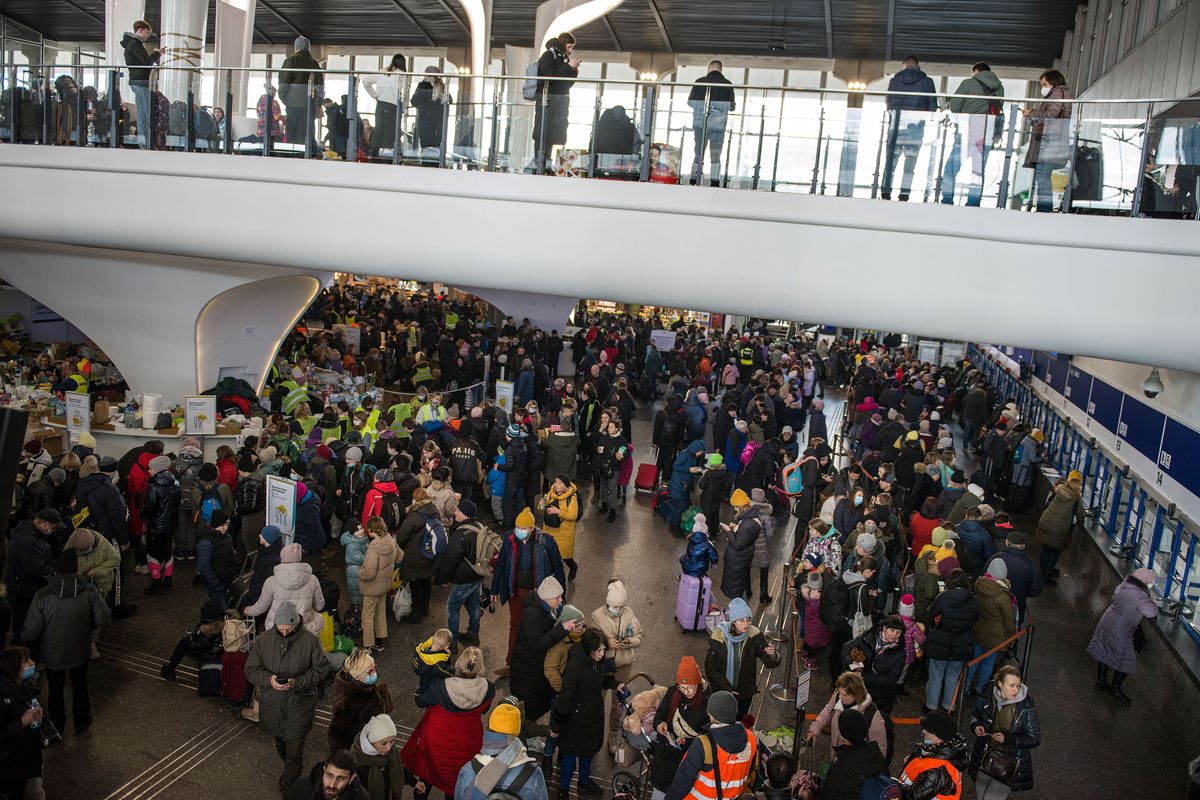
[38,389,1197,800]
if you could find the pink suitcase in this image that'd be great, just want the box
[676,574,713,631]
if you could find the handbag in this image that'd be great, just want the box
[979,744,1018,785]
[1132,621,1148,652]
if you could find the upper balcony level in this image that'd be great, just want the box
[3,62,1198,218]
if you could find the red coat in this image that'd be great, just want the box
[128,451,155,537]
[908,511,939,558]
[216,457,238,493]
[400,684,493,794]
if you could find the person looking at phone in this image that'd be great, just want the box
[246,601,334,793]
[531,32,580,172]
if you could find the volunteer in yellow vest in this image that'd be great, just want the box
[280,367,310,415]
[412,352,434,389]
[57,358,90,395]
[357,395,382,433]
[292,402,319,439]
[665,691,758,800]
[415,391,449,427]
[387,397,414,437]
[899,711,968,800]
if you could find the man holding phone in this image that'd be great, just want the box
[121,20,161,148]
[246,601,334,792]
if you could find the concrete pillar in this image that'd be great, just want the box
[215,0,257,112]
[160,0,209,103]
[105,0,146,67]
[0,239,324,404]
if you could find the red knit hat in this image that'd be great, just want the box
[676,656,702,686]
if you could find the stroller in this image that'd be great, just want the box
[610,673,662,800]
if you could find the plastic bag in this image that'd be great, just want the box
[392,584,412,621]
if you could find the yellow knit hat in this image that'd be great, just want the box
[489,703,522,736]
[515,507,535,528]
[730,489,751,508]
[1067,470,1083,484]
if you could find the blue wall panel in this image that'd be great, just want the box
[1032,351,1051,382]
[1118,394,1166,461]
[1160,419,1200,497]
[1065,366,1092,411]
[1087,377,1122,434]
[1046,354,1069,394]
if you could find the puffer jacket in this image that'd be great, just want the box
[244,561,326,636]
[542,430,579,482]
[340,530,369,605]
[968,684,1040,792]
[926,587,979,662]
[22,573,111,670]
[680,529,719,577]
[142,469,181,537]
[172,446,205,510]
[973,576,1015,650]
[541,482,580,559]
[720,505,761,599]
[703,622,780,699]
[395,503,440,582]
[427,479,460,528]
[358,533,400,598]
[69,529,121,595]
[950,69,1004,115]
[72,473,130,547]
[1035,480,1085,551]
[749,501,776,568]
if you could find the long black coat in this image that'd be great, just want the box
[551,644,615,756]
[509,594,568,722]
[925,587,979,662]
[719,506,760,599]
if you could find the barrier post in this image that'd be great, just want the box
[638,83,656,183]
[186,87,195,152]
[264,84,274,158]
[486,77,500,171]
[751,107,766,190]
[345,75,357,163]
[1129,104,1155,217]
[223,71,233,154]
[810,96,825,194]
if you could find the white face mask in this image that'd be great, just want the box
[1040,85,1052,97]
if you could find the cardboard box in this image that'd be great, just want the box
[216,420,242,435]
[30,427,65,456]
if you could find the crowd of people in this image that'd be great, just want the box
[1,281,1171,800]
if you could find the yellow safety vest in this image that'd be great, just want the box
[357,407,381,433]
[296,416,319,435]
[281,380,309,414]
[69,374,89,393]
[388,402,413,436]
[413,363,433,385]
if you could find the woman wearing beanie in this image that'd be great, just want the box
[141,454,181,595]
[589,579,643,752]
[968,559,1015,694]
[798,568,829,670]
[402,647,495,797]
[679,514,719,578]
[704,597,780,719]
[806,671,888,762]
[243,542,326,636]
[351,713,405,800]
[541,475,581,582]
[909,497,940,558]
[1034,472,1086,586]
[968,665,1040,798]
[329,648,395,753]
[1087,567,1158,705]
[551,630,620,798]
[395,489,442,620]
[896,594,926,692]
[648,656,710,800]
[719,489,760,602]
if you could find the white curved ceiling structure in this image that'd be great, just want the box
[0,145,1197,373]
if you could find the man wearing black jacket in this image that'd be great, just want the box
[437,501,489,646]
[121,20,160,148]
[688,61,736,186]
[73,456,137,617]
[278,36,324,150]
[843,617,906,765]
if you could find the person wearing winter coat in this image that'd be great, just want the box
[401,647,496,796]
[660,440,706,531]
[833,488,867,541]
[196,510,237,605]
[0,645,46,798]
[841,617,906,760]
[881,56,936,201]
[247,526,285,610]
[65,527,120,598]
[909,497,940,558]
[704,597,780,719]
[71,457,133,612]
[20,550,109,737]
[454,698,548,800]
[653,395,687,485]
[394,490,442,621]
[719,490,760,601]
[649,657,710,800]
[737,438,780,495]
[969,665,1040,797]
[510,577,576,727]
[550,631,619,796]
[1023,69,1074,212]
[1035,473,1085,585]
[899,712,969,800]
[328,649,395,754]
[245,601,334,792]
[286,752,371,800]
[293,482,328,566]
[682,388,708,443]
[358,518,401,651]
[540,476,580,580]
[589,579,643,750]
[968,561,1015,694]
[140,454,180,595]
[3,511,60,642]
[490,512,566,666]
[428,468,461,529]
[815,708,888,800]
[924,567,979,711]
[802,518,843,576]
[351,714,406,800]
[820,556,876,678]
[935,471,969,521]
[911,550,941,627]
[944,63,1005,206]
[946,482,984,525]
[244,543,326,637]
[541,427,579,490]
[679,514,719,578]
[696,454,732,526]
[341,522,369,608]
[955,507,993,569]
[724,420,749,477]
[170,442,205,556]
[1087,567,1158,705]
[991,533,1042,626]
[806,671,889,762]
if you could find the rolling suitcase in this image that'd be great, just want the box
[220,650,249,703]
[676,574,712,631]
[635,463,658,494]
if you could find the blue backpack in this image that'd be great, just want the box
[858,773,901,800]
[197,485,221,525]
[420,513,448,560]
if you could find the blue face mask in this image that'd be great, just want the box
[854,496,863,507]
[515,528,530,541]
[22,665,36,681]
[363,672,378,686]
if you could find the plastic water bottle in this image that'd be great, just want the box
[29,699,41,729]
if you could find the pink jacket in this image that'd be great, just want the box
[901,616,926,665]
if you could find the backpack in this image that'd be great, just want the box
[857,773,901,800]
[379,492,405,531]
[471,757,538,800]
[521,63,540,101]
[740,440,760,467]
[196,484,221,524]
[235,475,265,516]
[469,523,503,578]
[421,513,448,560]
[194,107,216,140]
[981,82,1003,116]
[168,99,188,135]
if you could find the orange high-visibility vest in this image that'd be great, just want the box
[901,756,962,800]
[686,732,758,800]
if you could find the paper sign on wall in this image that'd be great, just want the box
[66,392,90,434]
[266,475,297,538]
[650,330,677,351]
[185,395,217,435]
[494,380,514,414]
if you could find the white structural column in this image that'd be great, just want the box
[454,0,491,83]
[215,0,257,112]
[535,0,627,49]
[105,0,146,66]
[460,287,577,335]
[159,0,209,103]
[0,239,323,404]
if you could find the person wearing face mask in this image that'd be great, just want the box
[1021,69,1073,213]
[588,579,643,752]
[841,616,906,767]
[246,601,335,792]
[328,649,395,754]
[968,665,1040,799]
[491,509,566,674]
[0,645,45,800]
[899,711,969,800]
[834,488,867,542]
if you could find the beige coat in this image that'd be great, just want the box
[358,534,400,598]
[589,605,643,671]
[427,479,460,528]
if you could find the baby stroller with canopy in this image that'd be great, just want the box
[610,673,662,800]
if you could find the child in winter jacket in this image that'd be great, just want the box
[679,514,720,578]
[896,593,927,683]
[798,567,830,670]
[486,452,506,521]
[411,628,454,699]
[340,523,368,606]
